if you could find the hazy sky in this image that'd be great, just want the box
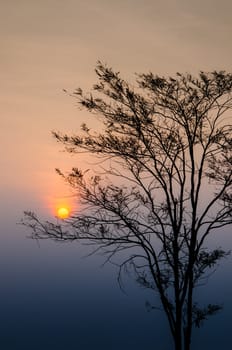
[1,0,232,216]
[0,1,232,348]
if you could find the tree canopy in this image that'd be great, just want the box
[23,63,232,350]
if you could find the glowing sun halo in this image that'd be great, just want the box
[57,207,70,219]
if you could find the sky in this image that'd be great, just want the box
[1,1,232,349]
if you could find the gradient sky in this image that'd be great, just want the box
[1,0,232,214]
[1,1,232,349]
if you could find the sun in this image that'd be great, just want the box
[57,206,70,219]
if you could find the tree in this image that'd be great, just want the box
[22,63,232,350]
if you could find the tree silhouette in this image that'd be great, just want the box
[23,63,232,350]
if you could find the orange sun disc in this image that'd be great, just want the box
[57,207,70,219]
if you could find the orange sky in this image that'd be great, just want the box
[1,0,232,219]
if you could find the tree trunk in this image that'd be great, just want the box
[174,327,182,350]
[184,278,193,350]
[175,305,183,350]
[184,327,191,350]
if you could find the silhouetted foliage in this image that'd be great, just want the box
[22,63,232,350]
